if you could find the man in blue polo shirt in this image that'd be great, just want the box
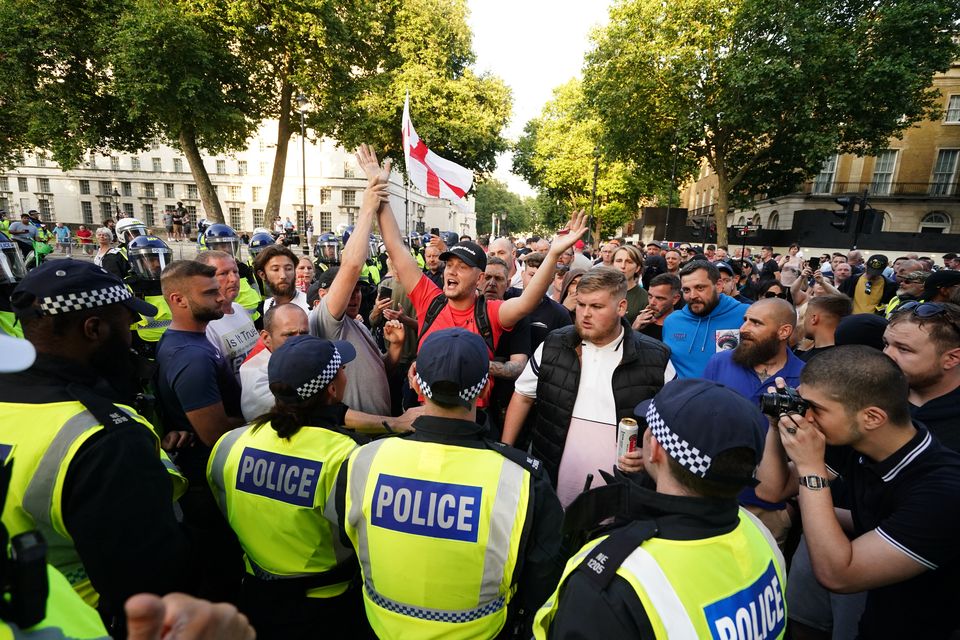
[703,297,804,546]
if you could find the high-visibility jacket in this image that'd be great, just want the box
[0,309,23,338]
[340,437,532,640]
[134,294,172,344]
[235,277,262,323]
[207,421,358,598]
[0,565,111,639]
[0,401,185,606]
[533,509,786,640]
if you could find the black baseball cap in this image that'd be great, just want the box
[440,242,486,271]
[414,328,490,408]
[634,379,766,485]
[316,266,340,290]
[924,269,960,297]
[865,254,889,276]
[11,259,157,318]
[268,335,356,403]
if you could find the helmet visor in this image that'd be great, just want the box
[207,236,240,257]
[0,241,27,284]
[130,247,172,280]
[317,243,341,264]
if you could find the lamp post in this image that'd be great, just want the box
[589,146,600,244]
[297,93,309,245]
[500,212,508,238]
[112,188,121,219]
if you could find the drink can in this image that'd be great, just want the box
[617,418,639,458]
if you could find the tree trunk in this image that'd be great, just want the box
[265,76,294,224]
[179,125,223,224]
[714,177,730,248]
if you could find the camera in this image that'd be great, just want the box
[760,386,809,417]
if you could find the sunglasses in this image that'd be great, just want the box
[894,302,960,336]
[763,291,787,299]
[864,279,873,295]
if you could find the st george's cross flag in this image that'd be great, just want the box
[402,93,473,203]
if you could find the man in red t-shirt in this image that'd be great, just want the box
[355,144,587,407]
[75,224,93,256]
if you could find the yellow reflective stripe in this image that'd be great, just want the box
[620,546,698,639]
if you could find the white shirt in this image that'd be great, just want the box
[205,302,259,377]
[263,290,309,315]
[239,348,272,422]
[510,261,524,290]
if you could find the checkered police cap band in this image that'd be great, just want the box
[39,284,133,316]
[415,371,489,404]
[646,399,712,478]
[295,349,342,400]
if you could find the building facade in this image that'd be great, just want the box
[0,119,476,238]
[681,60,960,237]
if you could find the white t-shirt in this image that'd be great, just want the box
[263,290,310,315]
[239,348,272,422]
[205,302,259,378]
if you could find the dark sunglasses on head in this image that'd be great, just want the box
[895,301,960,337]
[763,291,787,299]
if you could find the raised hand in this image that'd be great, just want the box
[548,210,589,257]
[355,143,392,185]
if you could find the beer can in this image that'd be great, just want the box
[617,418,639,458]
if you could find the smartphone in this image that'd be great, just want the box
[430,227,440,237]
[378,286,393,301]
[808,257,820,271]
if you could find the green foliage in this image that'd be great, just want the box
[583,0,960,244]
[474,179,534,236]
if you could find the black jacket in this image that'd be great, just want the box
[531,320,671,486]
[839,274,897,310]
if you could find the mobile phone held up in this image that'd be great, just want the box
[430,227,440,237]
[378,286,393,301]
[808,257,820,271]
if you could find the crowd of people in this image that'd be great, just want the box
[1,144,959,639]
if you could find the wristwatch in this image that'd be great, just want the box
[799,475,831,490]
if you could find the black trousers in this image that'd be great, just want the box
[240,577,373,640]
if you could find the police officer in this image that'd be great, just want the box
[342,226,381,286]
[0,260,193,635]
[334,328,563,639]
[533,379,785,639]
[126,235,174,358]
[314,232,341,273]
[203,223,263,325]
[0,231,27,337]
[207,335,366,639]
[114,218,149,257]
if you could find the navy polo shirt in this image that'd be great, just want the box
[825,426,960,639]
[703,348,805,509]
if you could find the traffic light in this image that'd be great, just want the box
[832,196,856,232]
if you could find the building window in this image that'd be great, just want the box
[186,206,197,222]
[752,213,761,226]
[258,161,267,176]
[343,162,357,178]
[252,209,264,228]
[38,200,52,221]
[0,197,6,212]
[37,178,50,193]
[99,181,112,196]
[0,177,7,191]
[131,157,140,171]
[98,202,111,221]
[258,139,266,152]
[870,149,897,196]
[320,188,331,204]
[296,210,307,232]
[768,211,780,230]
[110,156,120,171]
[165,183,175,198]
[347,209,356,226]
[87,153,97,169]
[229,207,242,229]
[251,186,262,201]
[216,159,226,174]
[919,212,951,234]
[931,149,959,196]
[18,177,28,192]
[812,154,838,194]
[143,183,155,198]
[228,185,241,200]
[237,161,248,176]
[121,181,132,197]
[78,179,90,195]
[187,184,198,199]
[122,203,134,217]
[143,203,155,226]
[81,202,93,224]
[320,211,332,232]
[173,158,184,173]
[946,95,960,123]
[152,157,162,172]
[342,190,356,206]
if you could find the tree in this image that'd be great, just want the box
[512,79,657,240]
[584,0,960,246]
[474,179,533,236]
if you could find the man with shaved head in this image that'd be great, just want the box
[703,297,806,544]
[489,236,523,289]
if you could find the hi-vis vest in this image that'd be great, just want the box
[341,437,531,640]
[134,294,172,343]
[533,509,787,640]
[235,277,262,322]
[207,423,357,598]
[0,401,186,606]
[0,565,111,639]
[0,309,23,338]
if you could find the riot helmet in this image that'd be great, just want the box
[440,231,459,248]
[0,232,27,285]
[114,218,148,245]
[128,235,172,281]
[314,232,341,266]
[248,232,276,259]
[204,223,241,257]
[408,232,422,250]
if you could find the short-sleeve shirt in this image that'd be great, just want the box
[408,274,509,356]
[75,228,93,244]
[53,226,70,242]
[204,303,259,379]
[759,258,779,281]
[825,426,960,638]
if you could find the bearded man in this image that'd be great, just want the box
[702,297,805,545]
